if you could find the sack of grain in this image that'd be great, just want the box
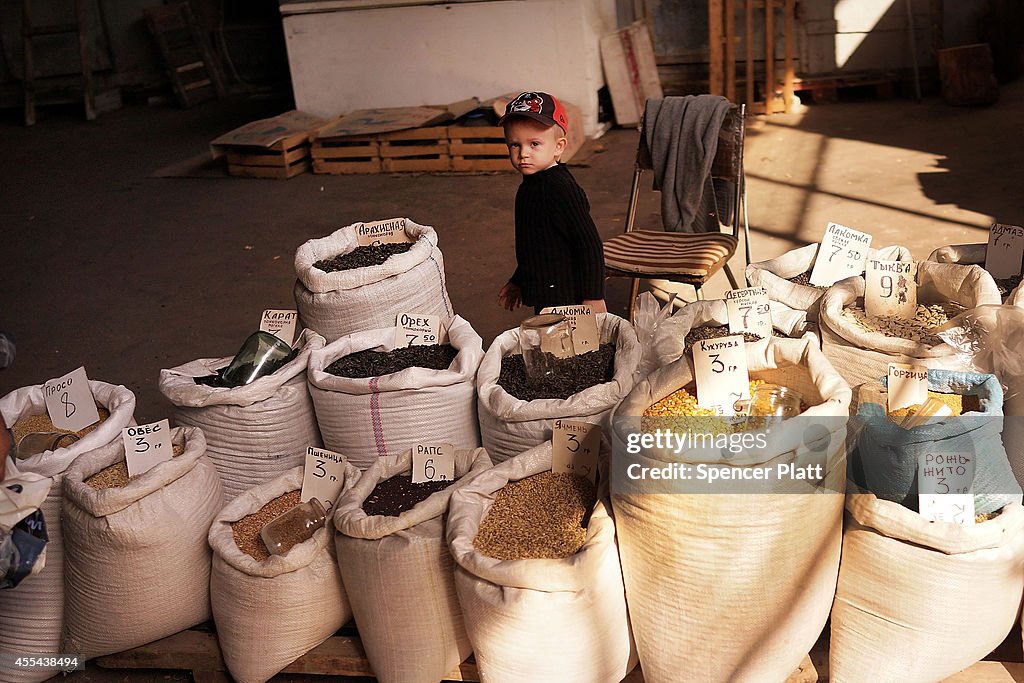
[209,465,355,683]
[0,381,135,683]
[830,493,1024,682]
[158,329,324,500]
[294,218,454,342]
[446,442,636,683]
[333,447,491,683]
[929,242,1024,306]
[307,316,482,470]
[61,426,223,659]
[477,313,641,464]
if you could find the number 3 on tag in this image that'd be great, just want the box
[412,443,455,483]
[552,420,600,484]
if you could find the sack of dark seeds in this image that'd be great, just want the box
[61,426,223,660]
[476,313,641,464]
[332,447,491,683]
[0,381,136,683]
[307,316,483,470]
[293,218,455,343]
[928,243,1024,306]
[158,329,324,501]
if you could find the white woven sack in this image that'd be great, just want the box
[929,242,1024,306]
[0,381,135,683]
[307,316,482,470]
[333,447,491,683]
[610,336,850,683]
[158,329,324,500]
[447,442,636,683]
[830,493,1024,682]
[61,426,223,659]
[293,218,454,342]
[209,465,355,683]
[477,313,641,464]
[645,300,769,368]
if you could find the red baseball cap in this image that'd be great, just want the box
[498,91,569,134]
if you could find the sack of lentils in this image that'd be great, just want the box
[61,426,223,660]
[293,218,454,343]
[610,336,850,682]
[830,493,1024,682]
[928,242,1024,306]
[0,381,135,683]
[158,329,324,501]
[446,442,637,683]
[208,464,356,683]
[476,313,641,464]
[307,316,482,470]
[332,447,491,683]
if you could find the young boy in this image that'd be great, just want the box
[496,91,607,314]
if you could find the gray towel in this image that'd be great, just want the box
[642,95,731,233]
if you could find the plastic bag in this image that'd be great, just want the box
[632,292,674,378]
[937,305,1024,402]
[1,465,53,589]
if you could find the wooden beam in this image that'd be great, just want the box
[764,0,776,114]
[783,0,795,112]
[745,0,754,106]
[708,0,724,95]
[725,0,736,102]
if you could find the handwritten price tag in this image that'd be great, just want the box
[301,446,348,512]
[540,304,601,354]
[809,222,873,287]
[43,366,100,433]
[260,309,299,346]
[394,312,442,348]
[355,217,412,246]
[552,419,600,484]
[887,362,929,412]
[123,419,173,477]
[725,287,771,336]
[918,452,975,525]
[984,223,1024,279]
[865,260,917,318]
[693,335,750,414]
[411,443,455,484]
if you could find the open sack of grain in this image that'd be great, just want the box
[0,381,135,683]
[208,464,356,683]
[476,313,641,464]
[332,447,491,683]
[61,426,223,660]
[158,329,324,500]
[610,336,850,682]
[293,218,454,342]
[446,442,636,683]
[929,242,1024,306]
[307,316,482,470]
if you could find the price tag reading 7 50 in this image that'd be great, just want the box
[809,222,873,287]
[725,287,771,335]
[394,312,443,348]
[693,335,750,414]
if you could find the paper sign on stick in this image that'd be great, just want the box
[395,313,442,347]
[355,217,412,246]
[984,223,1024,279]
[887,363,929,412]
[43,366,100,433]
[301,446,348,512]
[724,287,771,336]
[411,443,455,483]
[918,451,975,525]
[123,419,173,477]
[865,260,917,318]
[540,304,600,354]
[809,222,873,286]
[260,309,299,346]
[552,419,600,484]
[693,336,750,415]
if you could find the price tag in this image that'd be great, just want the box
[43,366,100,433]
[984,223,1024,279]
[394,313,442,347]
[887,362,929,412]
[301,446,348,512]
[123,419,173,477]
[918,452,975,525]
[693,335,750,414]
[539,304,601,354]
[809,222,873,286]
[260,309,299,346]
[552,419,600,484]
[724,287,771,336]
[411,443,455,484]
[865,260,917,318]
[355,217,412,246]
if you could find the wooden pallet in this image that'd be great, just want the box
[792,72,898,104]
[224,132,311,180]
[447,125,510,172]
[312,136,381,175]
[379,127,449,172]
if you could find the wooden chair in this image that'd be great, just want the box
[603,102,749,321]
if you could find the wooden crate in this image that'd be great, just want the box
[379,127,449,172]
[448,125,511,172]
[225,132,310,180]
[312,135,381,175]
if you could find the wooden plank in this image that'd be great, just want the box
[725,0,736,102]
[764,0,776,114]
[96,630,225,671]
[451,157,512,172]
[228,161,308,180]
[313,159,382,174]
[382,156,451,173]
[378,127,447,143]
[783,0,795,112]
[629,21,664,102]
[450,141,508,157]
[943,661,1024,682]
[600,27,643,126]
[708,0,724,95]
[745,0,754,107]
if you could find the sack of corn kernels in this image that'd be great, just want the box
[477,313,641,464]
[610,336,850,683]
[307,316,482,470]
[332,447,491,683]
[293,218,455,342]
[446,442,637,683]
[61,426,223,660]
[929,242,1024,306]
[158,329,324,501]
[830,493,1024,682]
[0,381,135,683]
[209,465,356,683]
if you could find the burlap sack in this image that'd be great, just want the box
[830,493,1024,682]
[446,442,636,683]
[929,242,1024,306]
[293,218,454,342]
[209,465,355,683]
[477,313,641,464]
[158,329,324,500]
[307,316,482,470]
[332,447,491,683]
[0,381,135,683]
[61,426,223,659]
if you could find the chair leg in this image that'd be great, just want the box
[695,285,704,300]
[724,263,740,290]
[626,277,642,323]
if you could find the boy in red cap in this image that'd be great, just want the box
[496,91,607,313]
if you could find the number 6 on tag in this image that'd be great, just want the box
[412,443,455,483]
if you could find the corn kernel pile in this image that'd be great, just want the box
[644,380,767,418]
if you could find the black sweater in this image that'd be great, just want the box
[509,163,605,308]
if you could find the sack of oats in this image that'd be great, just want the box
[307,316,482,470]
[446,442,637,683]
[332,447,491,683]
[0,381,135,683]
[830,493,1024,682]
[158,329,324,501]
[293,218,454,343]
[61,426,223,660]
[477,313,641,464]
[208,464,356,683]
[610,336,850,683]
[928,242,1024,306]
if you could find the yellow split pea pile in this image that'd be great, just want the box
[887,391,981,419]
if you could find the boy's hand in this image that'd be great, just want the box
[498,282,522,311]
[583,299,608,313]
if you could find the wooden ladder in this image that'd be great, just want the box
[144,1,226,108]
[22,0,95,126]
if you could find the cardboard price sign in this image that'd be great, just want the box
[123,419,173,477]
[539,304,600,354]
[693,336,750,414]
[394,313,442,348]
[43,366,100,433]
[809,222,873,286]
[865,260,917,318]
[887,362,928,412]
[301,446,348,512]
[724,287,771,336]
[260,309,299,346]
[984,223,1024,279]
[552,419,600,484]
[355,217,412,246]
[918,452,975,525]
[411,443,455,483]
